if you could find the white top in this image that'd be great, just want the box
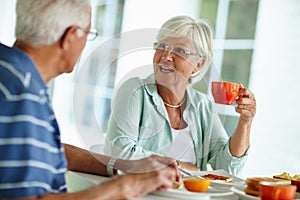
[166,126,196,164]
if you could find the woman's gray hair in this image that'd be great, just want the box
[15,0,91,47]
[156,15,214,83]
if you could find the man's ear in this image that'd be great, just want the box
[60,26,78,50]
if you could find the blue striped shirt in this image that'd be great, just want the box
[0,43,67,198]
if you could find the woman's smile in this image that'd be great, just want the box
[159,65,175,73]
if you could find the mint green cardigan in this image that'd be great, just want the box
[104,75,248,175]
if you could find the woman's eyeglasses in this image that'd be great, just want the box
[153,42,201,59]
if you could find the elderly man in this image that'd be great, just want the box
[0,0,178,199]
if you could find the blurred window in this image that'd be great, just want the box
[194,0,259,134]
[197,0,258,88]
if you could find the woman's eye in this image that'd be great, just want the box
[174,48,186,54]
[159,44,167,50]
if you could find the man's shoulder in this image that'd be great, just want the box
[0,44,31,79]
[0,43,26,62]
[0,44,45,95]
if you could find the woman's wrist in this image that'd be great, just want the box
[177,160,200,171]
[112,158,128,174]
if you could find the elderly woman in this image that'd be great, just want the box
[104,16,256,175]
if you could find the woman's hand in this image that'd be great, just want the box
[117,155,176,172]
[235,86,256,124]
[116,155,181,183]
[230,85,256,157]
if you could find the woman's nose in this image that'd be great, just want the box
[161,50,173,61]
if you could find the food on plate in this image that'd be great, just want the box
[274,172,300,192]
[273,172,293,180]
[244,177,291,197]
[292,174,300,181]
[183,178,211,192]
[273,172,300,181]
[172,181,183,189]
[201,173,233,183]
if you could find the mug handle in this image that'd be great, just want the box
[238,82,243,90]
[236,83,243,101]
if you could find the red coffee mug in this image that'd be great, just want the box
[211,82,241,105]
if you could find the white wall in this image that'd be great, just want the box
[121,0,200,31]
[241,0,300,178]
[0,0,16,45]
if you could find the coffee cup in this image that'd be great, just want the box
[211,81,241,105]
[259,181,297,200]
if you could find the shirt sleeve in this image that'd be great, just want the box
[103,78,153,159]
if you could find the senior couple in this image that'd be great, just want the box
[0,0,256,199]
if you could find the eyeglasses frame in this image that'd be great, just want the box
[153,42,202,58]
[76,26,99,41]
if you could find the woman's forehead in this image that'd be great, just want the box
[160,36,196,48]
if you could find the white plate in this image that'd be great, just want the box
[210,181,235,190]
[203,187,234,196]
[152,187,233,200]
[189,169,245,190]
[231,186,259,200]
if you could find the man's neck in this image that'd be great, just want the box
[13,40,59,84]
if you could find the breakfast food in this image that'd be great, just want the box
[273,172,293,180]
[274,172,300,181]
[201,173,233,183]
[293,174,300,180]
[274,172,300,192]
[183,178,211,192]
[244,177,291,197]
[172,181,183,189]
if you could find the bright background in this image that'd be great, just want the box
[1,0,299,178]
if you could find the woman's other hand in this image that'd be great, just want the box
[116,155,181,183]
[235,86,256,124]
[230,85,256,157]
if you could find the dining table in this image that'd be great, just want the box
[65,170,240,200]
[66,170,300,200]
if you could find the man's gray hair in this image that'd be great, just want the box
[15,0,91,47]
